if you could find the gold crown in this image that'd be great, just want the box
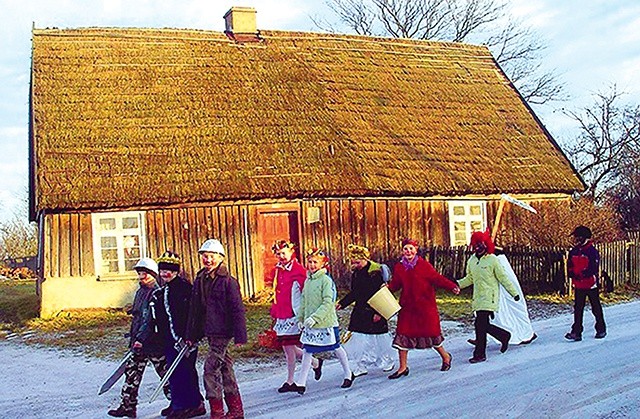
[157,251,181,266]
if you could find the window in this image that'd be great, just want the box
[448,201,486,246]
[92,211,146,277]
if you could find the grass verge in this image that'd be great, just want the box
[2,281,638,361]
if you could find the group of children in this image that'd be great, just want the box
[108,224,606,417]
[269,224,606,394]
[107,239,247,419]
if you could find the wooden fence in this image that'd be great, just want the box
[420,237,640,295]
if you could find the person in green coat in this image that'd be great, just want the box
[458,231,520,364]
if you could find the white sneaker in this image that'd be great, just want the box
[353,368,368,377]
[381,363,395,372]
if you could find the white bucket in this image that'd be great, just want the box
[367,286,401,320]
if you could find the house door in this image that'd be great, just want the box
[256,210,301,290]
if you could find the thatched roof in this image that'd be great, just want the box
[30,27,584,213]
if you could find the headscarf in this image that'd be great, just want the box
[469,229,495,254]
[401,238,419,248]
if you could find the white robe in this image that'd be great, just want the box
[493,255,536,344]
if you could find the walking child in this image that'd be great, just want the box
[186,239,247,419]
[565,225,607,341]
[458,231,520,363]
[336,244,394,377]
[269,240,322,393]
[290,248,354,394]
[107,258,170,418]
[148,251,205,418]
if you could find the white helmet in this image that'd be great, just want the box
[198,239,225,256]
[133,257,159,276]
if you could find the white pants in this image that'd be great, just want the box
[343,332,394,372]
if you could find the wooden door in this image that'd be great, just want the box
[256,210,300,289]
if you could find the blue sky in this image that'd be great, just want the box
[1,0,639,222]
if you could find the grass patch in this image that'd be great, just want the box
[2,281,638,361]
[0,280,40,328]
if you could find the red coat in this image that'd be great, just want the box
[270,259,307,319]
[388,257,457,338]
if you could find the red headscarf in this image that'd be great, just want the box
[401,238,420,248]
[470,229,495,254]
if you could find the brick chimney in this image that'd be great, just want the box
[223,7,261,42]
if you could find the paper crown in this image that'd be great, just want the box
[271,240,296,254]
[157,250,181,271]
[306,247,329,264]
[347,244,370,260]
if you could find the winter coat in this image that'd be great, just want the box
[388,256,457,338]
[568,240,600,289]
[297,268,339,329]
[148,276,193,346]
[129,283,164,356]
[186,263,247,344]
[458,253,519,312]
[270,258,306,319]
[338,261,388,334]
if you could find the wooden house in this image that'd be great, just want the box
[29,7,584,316]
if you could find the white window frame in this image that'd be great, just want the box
[91,211,147,278]
[447,201,487,247]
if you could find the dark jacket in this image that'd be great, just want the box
[338,261,388,334]
[129,283,164,356]
[147,276,193,346]
[568,240,600,289]
[186,263,247,344]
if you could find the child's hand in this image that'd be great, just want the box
[304,317,316,328]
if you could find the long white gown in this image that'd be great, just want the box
[493,254,536,344]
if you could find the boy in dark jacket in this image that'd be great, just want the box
[108,258,170,418]
[186,239,247,419]
[149,251,205,418]
[565,226,607,341]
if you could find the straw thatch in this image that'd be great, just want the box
[30,27,584,213]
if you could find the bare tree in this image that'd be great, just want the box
[0,192,37,261]
[562,86,640,231]
[319,0,564,104]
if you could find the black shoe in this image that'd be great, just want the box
[388,368,409,379]
[108,406,136,418]
[440,352,452,371]
[161,404,173,416]
[565,332,582,341]
[313,358,323,381]
[468,356,486,364]
[289,383,306,395]
[520,333,538,345]
[341,372,355,388]
[595,331,607,339]
[277,382,293,393]
[467,339,477,346]
[500,333,511,353]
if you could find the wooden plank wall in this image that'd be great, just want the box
[302,198,448,287]
[42,198,457,294]
[43,213,94,279]
[145,205,254,297]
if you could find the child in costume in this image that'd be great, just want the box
[290,248,353,394]
[269,240,322,393]
[337,244,394,377]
